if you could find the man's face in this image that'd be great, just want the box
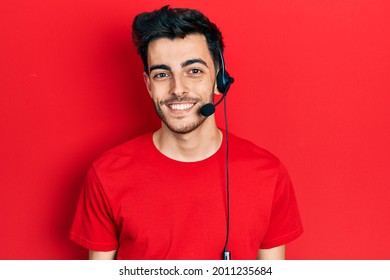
[144,34,217,134]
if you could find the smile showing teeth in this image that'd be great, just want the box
[168,103,195,110]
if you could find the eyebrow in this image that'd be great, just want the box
[149,58,209,73]
[181,58,208,68]
[149,64,171,73]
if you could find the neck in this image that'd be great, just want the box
[153,117,222,162]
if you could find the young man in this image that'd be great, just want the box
[70,6,303,260]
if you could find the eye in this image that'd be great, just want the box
[153,72,169,79]
[189,69,202,74]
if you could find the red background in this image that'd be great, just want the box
[1,0,389,259]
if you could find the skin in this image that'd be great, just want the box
[144,34,222,162]
[90,246,285,260]
[89,34,285,260]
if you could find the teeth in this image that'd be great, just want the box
[169,103,194,110]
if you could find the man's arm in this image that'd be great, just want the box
[89,250,117,260]
[256,245,285,260]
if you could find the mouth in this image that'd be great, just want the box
[167,102,196,111]
[162,97,200,114]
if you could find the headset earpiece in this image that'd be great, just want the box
[216,49,234,94]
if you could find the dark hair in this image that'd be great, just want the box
[132,5,224,73]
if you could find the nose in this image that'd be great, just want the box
[170,74,188,96]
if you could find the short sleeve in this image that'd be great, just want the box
[69,165,119,251]
[260,162,303,249]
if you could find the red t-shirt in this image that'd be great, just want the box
[70,132,303,259]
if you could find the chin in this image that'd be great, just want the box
[163,118,206,135]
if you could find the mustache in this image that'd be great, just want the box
[160,97,202,105]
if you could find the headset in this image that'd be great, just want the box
[200,49,234,117]
[199,49,234,260]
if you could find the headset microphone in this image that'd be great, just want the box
[199,49,234,117]
[199,103,216,117]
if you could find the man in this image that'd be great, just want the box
[70,5,303,260]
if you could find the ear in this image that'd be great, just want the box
[214,84,222,96]
[214,70,222,95]
[143,72,152,97]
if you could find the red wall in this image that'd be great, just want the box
[1,0,389,259]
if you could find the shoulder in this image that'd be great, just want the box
[92,132,153,174]
[227,131,281,169]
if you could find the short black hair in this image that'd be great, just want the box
[132,5,224,73]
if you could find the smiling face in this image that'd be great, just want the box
[144,34,217,134]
